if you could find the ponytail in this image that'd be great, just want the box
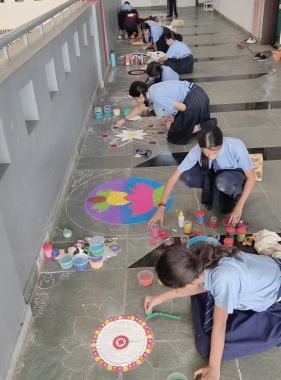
[156,244,238,288]
[164,29,183,42]
[146,62,163,83]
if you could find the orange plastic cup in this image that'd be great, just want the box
[137,270,154,286]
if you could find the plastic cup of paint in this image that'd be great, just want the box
[113,108,121,117]
[95,106,103,119]
[224,237,234,247]
[208,216,218,229]
[89,255,104,269]
[183,220,192,234]
[237,227,247,242]
[196,210,205,225]
[43,242,53,260]
[123,108,131,117]
[237,220,248,229]
[226,226,236,238]
[59,253,74,270]
[73,253,89,271]
[150,223,160,238]
[89,247,104,257]
[166,372,188,380]
[137,270,154,287]
[89,236,105,250]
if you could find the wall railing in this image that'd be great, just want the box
[0,0,83,61]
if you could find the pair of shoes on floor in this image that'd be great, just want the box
[257,54,271,62]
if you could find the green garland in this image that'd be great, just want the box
[146,311,181,321]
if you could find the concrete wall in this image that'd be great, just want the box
[214,0,255,34]
[0,1,119,377]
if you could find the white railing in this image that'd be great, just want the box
[0,0,84,61]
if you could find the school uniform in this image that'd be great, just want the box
[178,137,253,210]
[147,80,212,144]
[162,65,179,81]
[191,252,281,360]
[167,0,178,18]
[164,40,194,74]
[144,20,170,53]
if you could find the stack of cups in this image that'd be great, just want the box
[89,236,105,269]
[103,105,112,118]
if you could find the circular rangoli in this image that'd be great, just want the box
[91,315,153,372]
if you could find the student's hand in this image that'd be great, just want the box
[115,118,126,128]
[193,366,220,380]
[144,295,163,313]
[228,204,243,226]
[147,207,165,229]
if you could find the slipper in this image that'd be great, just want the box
[236,42,247,49]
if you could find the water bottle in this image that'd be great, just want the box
[110,50,116,67]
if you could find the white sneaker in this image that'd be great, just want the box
[245,37,257,44]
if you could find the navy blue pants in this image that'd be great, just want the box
[191,285,281,360]
[180,163,245,205]
[167,85,211,145]
[165,55,194,74]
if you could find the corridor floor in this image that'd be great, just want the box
[14,6,281,380]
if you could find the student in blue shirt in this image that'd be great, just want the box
[146,62,179,84]
[116,80,216,145]
[145,244,281,380]
[157,30,194,74]
[141,21,182,53]
[148,127,255,226]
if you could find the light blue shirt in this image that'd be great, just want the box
[144,20,163,42]
[178,137,254,173]
[120,3,133,11]
[162,65,179,81]
[147,80,192,115]
[166,40,192,59]
[203,252,281,313]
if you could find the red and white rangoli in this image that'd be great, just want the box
[91,315,154,372]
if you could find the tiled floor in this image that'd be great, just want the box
[14,6,281,380]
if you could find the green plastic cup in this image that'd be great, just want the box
[166,373,188,380]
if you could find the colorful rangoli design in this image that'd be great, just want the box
[91,315,153,372]
[101,123,167,148]
[84,177,173,225]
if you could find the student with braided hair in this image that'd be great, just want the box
[145,244,281,380]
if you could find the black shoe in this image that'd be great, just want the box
[257,54,271,62]
[252,52,262,60]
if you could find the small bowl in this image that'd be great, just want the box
[166,372,188,380]
[187,236,221,249]
[73,253,88,271]
[137,270,154,287]
[59,254,73,270]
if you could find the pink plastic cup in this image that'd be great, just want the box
[150,223,160,238]
[137,270,154,287]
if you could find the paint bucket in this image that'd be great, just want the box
[150,223,160,238]
[208,216,218,228]
[103,105,112,117]
[89,236,105,251]
[62,228,72,238]
[89,255,104,269]
[196,210,205,225]
[113,108,121,117]
[166,372,188,380]
[123,108,131,117]
[73,253,89,271]
[95,106,103,119]
[137,270,154,287]
[226,226,236,239]
[59,253,74,270]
